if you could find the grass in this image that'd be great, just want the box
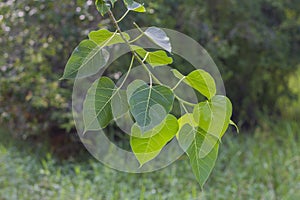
[0,120,299,200]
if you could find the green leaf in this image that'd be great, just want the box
[111,90,129,119]
[177,120,196,152]
[83,77,115,132]
[131,45,173,67]
[89,29,130,46]
[186,70,216,99]
[130,114,179,166]
[127,80,174,132]
[95,0,110,16]
[171,69,216,99]
[123,0,146,12]
[178,125,219,188]
[61,40,109,79]
[61,29,129,79]
[144,27,172,53]
[193,95,232,157]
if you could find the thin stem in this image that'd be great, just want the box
[133,22,145,35]
[175,95,196,107]
[142,52,149,63]
[118,55,135,89]
[116,10,130,23]
[171,77,185,91]
[129,33,144,43]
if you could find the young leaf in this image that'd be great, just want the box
[83,77,115,132]
[61,40,109,79]
[130,114,178,166]
[127,80,174,132]
[144,27,172,53]
[123,0,146,12]
[178,125,219,188]
[131,45,173,67]
[171,69,216,99]
[89,29,130,46]
[95,0,110,16]
[186,69,216,100]
[193,95,232,157]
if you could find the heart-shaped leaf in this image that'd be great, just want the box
[127,80,174,132]
[83,77,116,132]
[144,27,172,53]
[62,30,129,79]
[178,124,219,188]
[130,114,178,166]
[131,45,173,67]
[193,95,232,157]
[61,40,109,79]
[123,0,146,12]
[171,69,216,100]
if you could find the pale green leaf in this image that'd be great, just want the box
[144,27,172,53]
[89,29,130,46]
[186,69,216,99]
[83,77,115,132]
[171,69,216,99]
[61,40,109,79]
[178,113,198,130]
[131,45,173,67]
[193,95,232,157]
[130,114,178,166]
[127,80,174,132]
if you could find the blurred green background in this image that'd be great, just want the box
[0,0,299,199]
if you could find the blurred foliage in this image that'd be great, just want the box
[0,0,299,138]
[1,121,300,199]
[0,0,109,137]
